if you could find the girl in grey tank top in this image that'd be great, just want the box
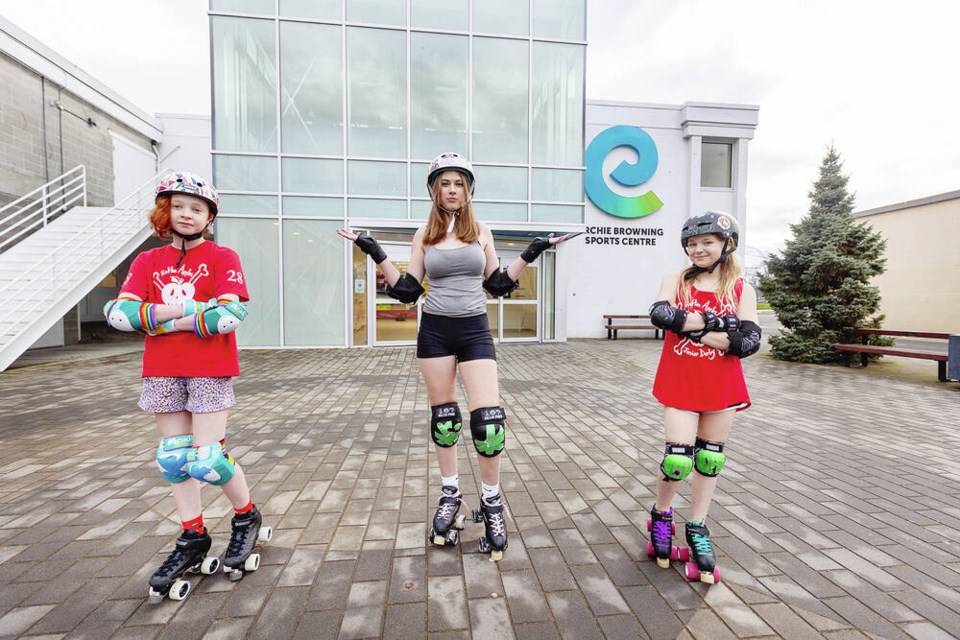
[423,243,486,317]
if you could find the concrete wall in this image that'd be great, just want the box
[857,193,960,333]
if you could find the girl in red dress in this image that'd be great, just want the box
[647,211,762,584]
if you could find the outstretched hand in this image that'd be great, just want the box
[336,228,359,242]
[546,232,572,245]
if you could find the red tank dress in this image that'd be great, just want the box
[652,279,751,412]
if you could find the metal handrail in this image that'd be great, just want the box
[0,167,88,254]
[0,168,169,331]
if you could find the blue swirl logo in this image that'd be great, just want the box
[584,125,663,218]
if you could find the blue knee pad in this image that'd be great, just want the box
[185,442,236,486]
[694,437,726,477]
[431,403,463,447]
[661,442,694,481]
[156,435,194,483]
[470,407,506,458]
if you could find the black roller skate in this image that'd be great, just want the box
[223,507,273,582]
[428,486,467,546]
[472,496,508,561]
[147,528,220,604]
[684,521,721,584]
[646,506,689,568]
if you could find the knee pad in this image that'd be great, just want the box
[694,437,726,477]
[156,435,194,484]
[470,407,506,457]
[431,403,463,447]
[185,441,236,486]
[660,442,694,481]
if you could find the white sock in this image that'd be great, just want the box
[481,482,500,504]
[441,474,460,494]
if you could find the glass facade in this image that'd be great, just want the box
[210,0,586,347]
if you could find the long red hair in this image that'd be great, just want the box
[149,195,213,238]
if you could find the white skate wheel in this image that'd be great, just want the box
[169,579,191,601]
[201,556,220,575]
[244,553,260,572]
[258,527,273,543]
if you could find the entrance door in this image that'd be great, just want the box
[369,244,420,345]
[486,249,539,343]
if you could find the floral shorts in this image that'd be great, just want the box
[139,377,236,414]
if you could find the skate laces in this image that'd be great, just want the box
[436,491,460,520]
[155,541,192,578]
[482,497,507,537]
[227,517,254,557]
[652,518,672,545]
[688,524,713,557]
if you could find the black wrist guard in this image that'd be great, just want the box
[520,237,551,263]
[355,234,387,264]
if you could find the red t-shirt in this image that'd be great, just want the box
[120,241,250,378]
[652,279,751,412]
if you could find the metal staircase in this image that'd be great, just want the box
[0,167,166,371]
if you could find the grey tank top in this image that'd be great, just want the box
[422,243,487,317]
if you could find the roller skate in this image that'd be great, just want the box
[472,496,508,561]
[428,486,467,546]
[222,506,273,582]
[646,506,689,568]
[684,521,721,584]
[147,528,220,604]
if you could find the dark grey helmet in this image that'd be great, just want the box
[680,211,739,251]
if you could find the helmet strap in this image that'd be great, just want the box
[171,224,210,268]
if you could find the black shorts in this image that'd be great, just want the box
[417,312,496,362]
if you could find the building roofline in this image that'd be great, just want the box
[0,16,163,141]
[854,189,960,218]
[587,98,760,111]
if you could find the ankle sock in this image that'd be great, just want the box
[182,515,204,534]
[481,482,500,505]
[234,500,254,515]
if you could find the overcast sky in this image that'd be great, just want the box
[2,0,957,260]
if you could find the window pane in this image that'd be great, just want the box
[211,0,274,15]
[472,38,528,163]
[532,42,584,166]
[701,142,732,188]
[411,33,468,159]
[533,0,585,40]
[503,303,537,338]
[348,161,407,196]
[410,199,431,220]
[214,155,277,192]
[347,0,406,25]
[283,220,345,345]
[531,203,581,223]
[411,0,468,30]
[475,202,527,222]
[352,244,368,345]
[474,0,528,36]
[512,266,537,301]
[348,198,407,218]
[215,218,280,346]
[477,166,527,200]
[280,0,339,20]
[543,250,555,339]
[282,158,343,194]
[347,28,407,158]
[410,162,429,195]
[281,22,343,155]
[212,16,277,153]
[218,194,279,215]
[282,196,344,216]
[531,168,582,202]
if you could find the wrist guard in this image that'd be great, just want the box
[520,237,551,263]
[355,233,387,264]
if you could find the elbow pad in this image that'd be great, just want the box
[482,270,518,297]
[726,320,761,358]
[649,300,688,335]
[194,301,249,338]
[103,299,158,333]
[386,273,425,304]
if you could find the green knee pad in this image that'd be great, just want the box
[186,443,236,486]
[660,443,694,481]
[431,403,463,447]
[470,407,506,457]
[694,438,726,476]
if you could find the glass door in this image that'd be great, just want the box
[369,244,420,345]
[486,248,540,343]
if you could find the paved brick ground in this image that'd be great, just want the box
[1,340,959,639]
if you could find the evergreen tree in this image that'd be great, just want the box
[758,146,887,363]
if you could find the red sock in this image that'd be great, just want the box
[182,515,204,534]
[234,500,253,515]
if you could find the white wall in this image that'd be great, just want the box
[156,114,212,179]
[566,101,757,338]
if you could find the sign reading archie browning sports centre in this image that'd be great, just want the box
[584,124,665,247]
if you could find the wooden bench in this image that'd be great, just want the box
[603,314,662,340]
[834,329,951,382]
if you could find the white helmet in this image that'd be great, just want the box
[426,152,475,197]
